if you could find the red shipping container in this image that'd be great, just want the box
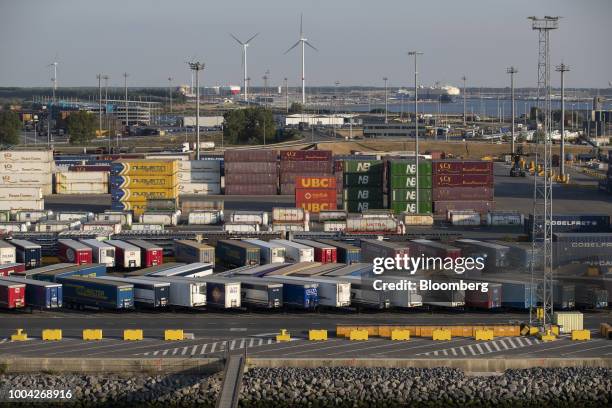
[57,239,93,265]
[433,174,494,187]
[334,160,344,172]
[280,150,332,161]
[433,200,495,215]
[432,186,494,201]
[224,162,278,173]
[281,161,333,173]
[225,173,278,185]
[0,281,25,309]
[225,184,278,195]
[295,189,337,213]
[295,176,337,190]
[69,165,111,172]
[311,243,337,263]
[280,183,295,195]
[224,150,278,162]
[0,263,25,276]
[433,160,493,175]
[127,239,164,267]
[96,154,144,161]
[427,150,445,160]
[281,172,332,184]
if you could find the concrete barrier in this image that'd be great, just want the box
[276,330,290,342]
[308,330,328,341]
[390,330,410,341]
[349,330,368,341]
[124,329,144,341]
[571,330,591,341]
[83,329,103,341]
[42,329,62,341]
[432,329,451,341]
[164,329,184,341]
[10,329,28,342]
[474,329,494,341]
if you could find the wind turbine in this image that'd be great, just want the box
[230,32,259,102]
[285,14,317,105]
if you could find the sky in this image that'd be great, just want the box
[0,0,610,89]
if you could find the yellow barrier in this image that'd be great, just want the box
[308,330,328,341]
[539,330,556,342]
[42,329,62,341]
[551,325,560,336]
[276,329,291,342]
[474,329,494,341]
[349,330,369,341]
[529,326,539,336]
[11,329,28,342]
[571,330,590,341]
[432,329,451,341]
[83,329,103,341]
[390,329,410,341]
[123,329,143,341]
[164,329,184,341]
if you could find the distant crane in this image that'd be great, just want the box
[284,13,318,105]
[230,32,259,103]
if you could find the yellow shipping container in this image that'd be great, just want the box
[554,312,583,334]
[112,175,177,189]
[112,160,178,176]
[115,187,179,202]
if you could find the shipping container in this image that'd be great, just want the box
[575,284,608,309]
[34,220,81,233]
[56,171,108,184]
[0,241,17,265]
[126,239,164,267]
[389,175,433,189]
[408,239,461,261]
[225,149,278,162]
[178,160,221,172]
[130,223,165,232]
[317,210,347,222]
[380,276,423,308]
[432,186,494,201]
[138,276,207,307]
[12,263,74,279]
[315,240,361,264]
[81,221,122,235]
[96,211,133,226]
[323,221,346,232]
[223,223,261,233]
[57,239,93,265]
[0,276,61,309]
[433,174,494,187]
[216,240,260,267]
[390,189,433,202]
[343,188,384,202]
[525,214,611,237]
[390,201,433,215]
[296,189,337,213]
[194,277,241,308]
[224,184,277,195]
[79,239,116,267]
[230,277,283,308]
[180,197,224,214]
[449,210,481,226]
[432,160,493,174]
[420,279,466,308]
[106,240,142,269]
[174,240,215,265]
[139,211,181,226]
[34,264,107,282]
[454,239,510,272]
[465,283,502,309]
[486,211,524,226]
[272,207,308,222]
[177,171,220,183]
[0,263,25,276]
[400,214,434,226]
[346,218,399,234]
[268,275,349,307]
[148,262,214,278]
[110,159,178,176]
[122,263,184,278]
[343,160,383,174]
[96,276,169,308]
[322,263,372,277]
[286,263,344,277]
[0,200,45,212]
[229,211,269,225]
[295,176,337,190]
[343,173,381,186]
[261,276,318,309]
[243,239,286,264]
[553,312,584,334]
[224,162,278,173]
[8,239,41,269]
[280,161,332,173]
[433,201,495,215]
[58,276,133,310]
[187,210,224,225]
[227,263,289,277]
[360,239,410,262]
[281,150,331,162]
[109,175,177,189]
[224,172,277,185]
[491,241,542,270]
[269,239,314,262]
[0,150,53,163]
[178,182,222,195]
[340,275,391,309]
[0,280,25,309]
[293,239,337,263]
[14,210,50,223]
[111,187,178,202]
[55,211,94,222]
[553,232,612,268]
[482,277,536,309]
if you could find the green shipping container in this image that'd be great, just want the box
[390,188,433,202]
[388,175,433,189]
[390,201,433,214]
[343,173,383,187]
[343,200,384,212]
[343,188,383,201]
[388,160,432,175]
[343,160,384,174]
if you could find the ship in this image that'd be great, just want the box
[396,82,460,102]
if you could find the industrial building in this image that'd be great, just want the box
[285,114,359,127]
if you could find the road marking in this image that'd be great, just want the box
[419,337,540,357]
[475,344,484,354]
[200,344,208,354]
[140,337,284,357]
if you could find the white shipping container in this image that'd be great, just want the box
[272,207,308,223]
[55,182,109,194]
[486,211,524,226]
[0,242,17,264]
[188,210,224,225]
[0,200,45,211]
[401,214,434,226]
[0,162,54,173]
[106,240,141,269]
[130,223,165,231]
[449,211,481,226]
[178,160,221,172]
[0,150,53,163]
[323,221,346,232]
[0,173,52,186]
[177,183,221,194]
[14,210,51,222]
[270,239,314,262]
[81,221,122,235]
[243,239,286,263]
[0,222,30,233]
[140,276,206,307]
[97,211,133,227]
[56,171,108,183]
[271,223,309,232]
[318,210,347,222]
[139,211,181,226]
[177,171,220,183]
[229,211,269,225]
[223,223,260,233]
[80,239,116,267]
[34,220,80,232]
[0,187,42,201]
[55,212,94,222]
[0,211,9,222]
[346,218,398,232]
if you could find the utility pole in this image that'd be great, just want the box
[507,67,518,155]
[408,51,423,213]
[334,80,340,137]
[168,76,173,113]
[123,72,129,130]
[188,61,205,160]
[556,63,569,180]
[284,77,289,113]
[97,74,103,138]
[102,75,110,150]
[263,70,270,106]
[462,75,467,126]
[383,77,388,124]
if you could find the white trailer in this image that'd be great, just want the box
[194,276,241,308]
[0,241,16,265]
[267,275,351,308]
[243,239,286,264]
[384,276,423,308]
[139,276,206,307]
[105,240,141,269]
[269,239,314,262]
[80,239,116,267]
[147,263,213,278]
[340,275,391,309]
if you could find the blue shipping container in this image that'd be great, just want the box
[34,264,107,283]
[526,214,610,238]
[282,282,318,309]
[57,276,133,309]
[499,281,536,309]
[9,239,42,269]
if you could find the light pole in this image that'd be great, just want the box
[97,74,103,139]
[556,63,569,179]
[507,67,518,155]
[168,76,173,113]
[284,77,289,113]
[188,61,205,160]
[102,75,110,150]
[123,72,129,130]
[383,77,388,124]
[408,51,423,213]
[334,80,340,137]
[462,75,467,126]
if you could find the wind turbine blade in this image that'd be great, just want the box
[304,40,318,51]
[229,33,244,45]
[245,32,259,44]
[284,40,301,54]
[300,13,303,36]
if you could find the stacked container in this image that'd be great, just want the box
[387,159,433,214]
[54,170,108,194]
[280,150,333,195]
[295,176,337,213]
[342,159,384,212]
[271,207,310,232]
[224,150,278,195]
[110,159,178,217]
[177,160,221,195]
[432,160,495,217]
[0,150,53,210]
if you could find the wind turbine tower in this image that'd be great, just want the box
[230,33,259,102]
[48,61,58,101]
[285,14,317,105]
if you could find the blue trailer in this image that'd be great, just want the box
[316,240,361,264]
[57,276,134,310]
[485,278,536,310]
[0,276,62,309]
[261,276,318,309]
[34,264,107,283]
[8,239,42,269]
